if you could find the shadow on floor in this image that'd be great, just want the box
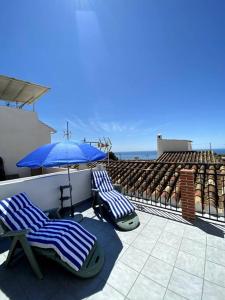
[194,217,225,238]
[135,202,225,238]
[0,216,123,300]
[134,202,190,224]
[74,199,93,214]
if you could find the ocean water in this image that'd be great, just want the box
[115,151,157,160]
[115,149,225,160]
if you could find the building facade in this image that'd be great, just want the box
[0,106,55,178]
[157,134,192,157]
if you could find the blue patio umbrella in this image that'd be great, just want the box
[17,141,106,217]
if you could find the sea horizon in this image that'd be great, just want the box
[115,149,225,160]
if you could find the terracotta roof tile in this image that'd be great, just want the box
[104,158,225,217]
[157,151,219,163]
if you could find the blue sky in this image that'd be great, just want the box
[1,0,225,151]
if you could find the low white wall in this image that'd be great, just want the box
[0,169,92,211]
[43,167,67,174]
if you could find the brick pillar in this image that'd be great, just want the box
[180,169,196,221]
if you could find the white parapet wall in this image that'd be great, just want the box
[0,169,92,211]
[157,134,192,158]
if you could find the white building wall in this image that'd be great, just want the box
[0,106,53,178]
[157,135,192,157]
[0,169,91,211]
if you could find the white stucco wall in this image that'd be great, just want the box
[0,106,53,177]
[0,169,91,211]
[157,135,192,157]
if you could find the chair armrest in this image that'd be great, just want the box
[92,188,99,192]
[1,229,29,238]
[113,184,122,193]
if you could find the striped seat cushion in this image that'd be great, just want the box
[0,192,48,231]
[27,220,96,271]
[92,170,135,219]
[0,193,96,271]
[92,170,114,192]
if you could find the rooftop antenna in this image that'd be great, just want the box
[83,136,112,164]
[103,137,112,165]
[64,121,72,140]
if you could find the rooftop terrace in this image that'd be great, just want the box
[1,202,225,300]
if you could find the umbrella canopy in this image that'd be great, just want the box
[17,141,106,168]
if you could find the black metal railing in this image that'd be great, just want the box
[107,166,182,213]
[195,172,225,222]
[106,165,225,223]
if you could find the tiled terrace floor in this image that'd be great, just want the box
[1,203,225,300]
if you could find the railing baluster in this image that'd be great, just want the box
[108,163,225,224]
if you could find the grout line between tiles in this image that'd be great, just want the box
[163,222,184,299]
[201,232,208,300]
[124,217,169,298]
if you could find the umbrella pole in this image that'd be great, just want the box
[67,166,74,217]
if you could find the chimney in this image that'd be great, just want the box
[157,134,163,158]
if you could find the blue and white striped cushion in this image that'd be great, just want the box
[0,193,96,271]
[0,192,48,231]
[92,171,135,219]
[27,220,96,271]
[92,170,114,192]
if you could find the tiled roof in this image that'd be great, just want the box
[157,150,219,163]
[105,159,225,217]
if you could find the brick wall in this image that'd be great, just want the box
[180,169,196,221]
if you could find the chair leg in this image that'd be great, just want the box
[4,236,19,267]
[97,197,104,218]
[92,193,98,209]
[99,202,103,217]
[19,236,43,279]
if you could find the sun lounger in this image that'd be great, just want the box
[0,193,104,279]
[92,170,139,231]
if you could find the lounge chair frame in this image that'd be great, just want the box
[92,184,139,231]
[0,221,104,279]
